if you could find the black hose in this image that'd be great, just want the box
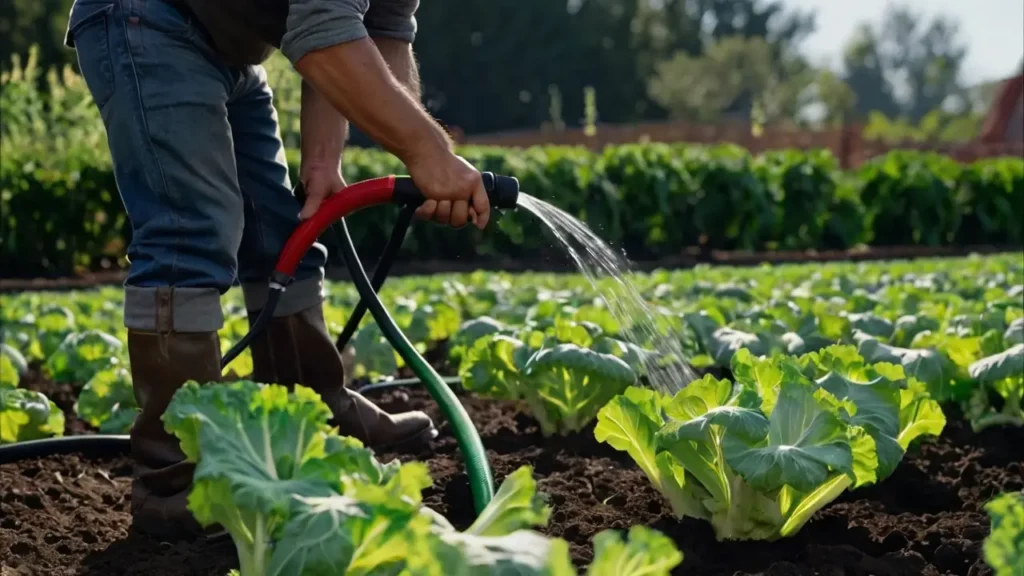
[334,206,417,351]
[220,287,283,370]
[0,376,456,464]
[0,435,130,465]
[355,375,462,395]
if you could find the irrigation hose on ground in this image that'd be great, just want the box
[355,376,463,395]
[0,435,131,463]
[0,377,451,465]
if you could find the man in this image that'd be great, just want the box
[64,0,490,540]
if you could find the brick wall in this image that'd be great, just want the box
[456,120,1023,167]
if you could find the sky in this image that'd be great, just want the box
[784,0,1024,85]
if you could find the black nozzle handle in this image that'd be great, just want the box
[481,172,520,210]
[393,172,519,210]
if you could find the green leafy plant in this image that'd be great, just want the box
[982,491,1024,576]
[966,344,1024,431]
[459,336,639,436]
[75,367,139,433]
[594,346,945,541]
[586,525,683,576]
[857,150,963,246]
[0,343,26,388]
[162,379,682,575]
[956,158,1024,245]
[0,387,65,443]
[44,329,123,384]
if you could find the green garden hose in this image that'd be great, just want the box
[332,215,495,512]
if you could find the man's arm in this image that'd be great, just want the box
[299,36,421,182]
[298,0,424,167]
[294,37,447,165]
[295,37,429,218]
[297,79,348,218]
[285,0,488,229]
[373,36,421,98]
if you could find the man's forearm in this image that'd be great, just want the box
[300,80,348,173]
[294,37,448,165]
[373,37,421,98]
[299,37,422,174]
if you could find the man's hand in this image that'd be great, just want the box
[298,80,347,219]
[298,162,347,219]
[294,38,492,229]
[407,153,490,230]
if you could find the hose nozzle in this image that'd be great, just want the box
[481,172,519,210]
[393,172,520,211]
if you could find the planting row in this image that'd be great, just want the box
[4,254,1021,438]
[3,142,1023,277]
[2,255,1022,573]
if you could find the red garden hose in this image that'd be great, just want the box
[274,176,397,278]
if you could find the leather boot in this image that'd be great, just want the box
[247,303,438,450]
[127,328,225,540]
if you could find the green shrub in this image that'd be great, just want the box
[3,47,1023,278]
[857,150,964,246]
[6,140,1024,277]
[956,158,1024,246]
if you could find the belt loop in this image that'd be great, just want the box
[155,286,174,333]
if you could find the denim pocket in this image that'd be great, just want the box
[67,3,116,111]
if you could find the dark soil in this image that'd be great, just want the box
[2,384,1020,576]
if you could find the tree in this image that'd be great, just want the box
[412,0,655,135]
[841,24,898,118]
[812,69,857,127]
[2,0,825,137]
[645,31,862,130]
[648,35,825,125]
[643,0,822,125]
[841,3,969,122]
[636,0,816,59]
[412,0,821,134]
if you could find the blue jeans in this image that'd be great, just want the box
[66,0,327,333]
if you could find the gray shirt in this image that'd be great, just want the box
[176,0,418,66]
